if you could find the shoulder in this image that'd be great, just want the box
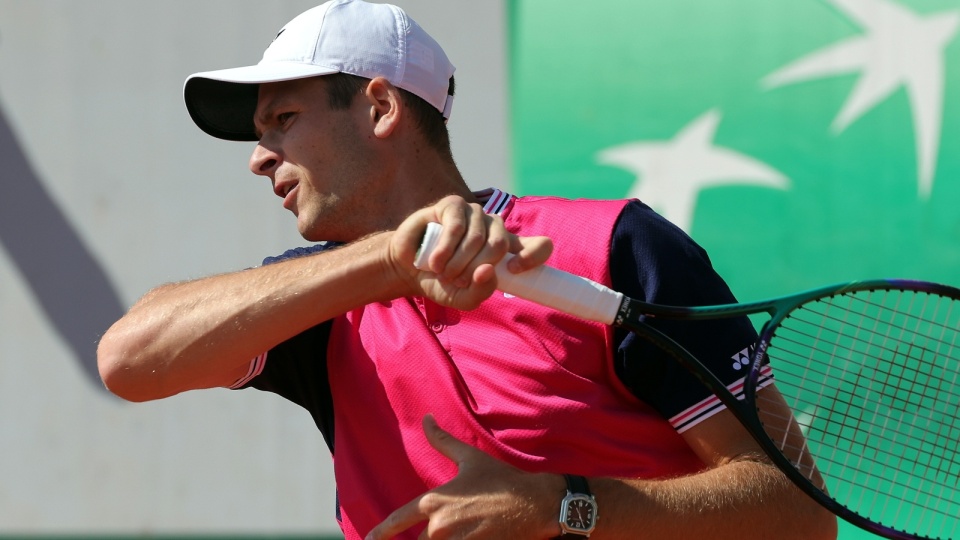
[612,200,709,261]
[609,201,723,302]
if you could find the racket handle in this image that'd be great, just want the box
[415,222,623,324]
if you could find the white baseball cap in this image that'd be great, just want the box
[184,0,456,141]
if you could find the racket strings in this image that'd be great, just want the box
[769,329,960,417]
[779,293,958,379]
[770,328,960,451]
[771,298,960,438]
[764,338,959,469]
[801,297,956,374]
[757,287,959,539]
[754,395,954,505]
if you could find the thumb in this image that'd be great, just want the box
[423,414,480,465]
[505,235,553,274]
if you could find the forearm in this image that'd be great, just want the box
[584,460,837,540]
[98,232,404,401]
[98,195,552,402]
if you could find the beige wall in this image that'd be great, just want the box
[0,0,509,534]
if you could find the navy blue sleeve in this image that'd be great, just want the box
[261,242,340,265]
[610,201,758,424]
[237,242,343,452]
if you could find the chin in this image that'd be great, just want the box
[298,212,355,243]
[299,227,324,242]
[298,218,332,243]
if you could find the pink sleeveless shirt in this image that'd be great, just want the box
[327,194,707,539]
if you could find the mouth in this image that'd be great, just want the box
[281,183,299,211]
[274,180,299,211]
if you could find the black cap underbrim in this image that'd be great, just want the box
[184,78,261,142]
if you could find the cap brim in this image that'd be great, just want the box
[184,62,339,141]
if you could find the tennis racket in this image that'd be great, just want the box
[415,222,959,540]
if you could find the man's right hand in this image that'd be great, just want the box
[387,195,553,311]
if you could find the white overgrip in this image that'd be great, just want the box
[415,222,622,324]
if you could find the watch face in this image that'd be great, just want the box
[561,494,597,533]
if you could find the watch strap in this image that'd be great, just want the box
[564,474,590,495]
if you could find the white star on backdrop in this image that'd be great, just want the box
[762,0,960,199]
[596,109,789,232]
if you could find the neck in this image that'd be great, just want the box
[382,140,476,221]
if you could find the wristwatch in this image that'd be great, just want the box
[554,474,598,538]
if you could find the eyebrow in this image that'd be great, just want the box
[252,99,273,140]
[252,92,288,140]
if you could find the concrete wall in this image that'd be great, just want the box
[0,1,509,534]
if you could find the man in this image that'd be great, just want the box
[97,1,838,539]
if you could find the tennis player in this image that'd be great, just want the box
[97,1,837,539]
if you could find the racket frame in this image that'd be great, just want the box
[615,278,959,540]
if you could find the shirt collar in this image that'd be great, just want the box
[474,188,513,216]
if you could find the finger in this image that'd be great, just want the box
[438,206,489,286]
[447,215,515,289]
[395,195,470,275]
[423,414,483,466]
[505,235,553,273]
[365,495,430,540]
[392,206,447,271]
[427,199,471,277]
[469,260,499,289]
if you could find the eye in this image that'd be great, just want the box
[276,112,295,126]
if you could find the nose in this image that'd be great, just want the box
[249,143,280,178]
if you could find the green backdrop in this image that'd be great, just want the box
[510,0,960,538]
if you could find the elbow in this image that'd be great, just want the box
[96,326,162,403]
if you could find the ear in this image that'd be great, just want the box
[364,77,403,139]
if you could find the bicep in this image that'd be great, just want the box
[679,387,839,540]
[680,385,815,477]
[680,404,768,468]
